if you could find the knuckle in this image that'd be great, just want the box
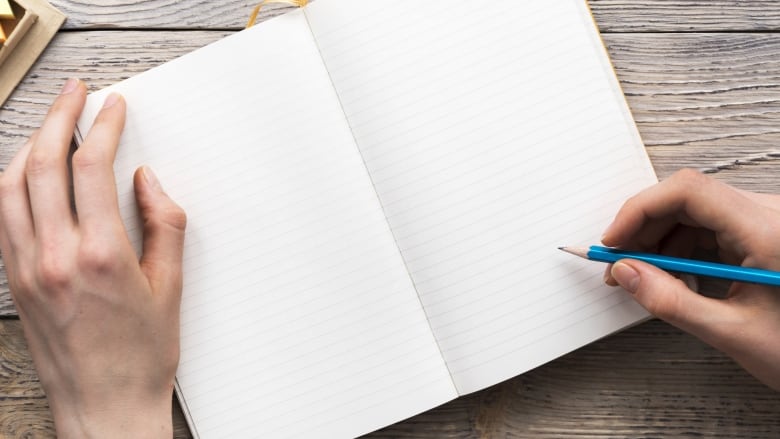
[671,168,706,188]
[673,167,702,180]
[78,237,122,274]
[25,150,57,177]
[35,254,73,291]
[150,204,187,232]
[10,268,37,297]
[71,148,105,172]
[166,205,188,231]
[640,281,684,322]
[642,294,669,320]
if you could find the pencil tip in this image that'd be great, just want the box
[559,246,588,258]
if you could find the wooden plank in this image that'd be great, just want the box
[0,319,191,438]
[0,30,232,150]
[3,31,780,310]
[46,0,780,32]
[2,318,778,437]
[1,30,780,437]
[378,315,780,437]
[4,32,780,175]
[591,0,780,32]
[0,318,58,437]
[0,31,233,315]
[51,0,298,30]
[606,33,780,183]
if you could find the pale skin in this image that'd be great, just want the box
[603,168,780,391]
[0,79,186,438]
[0,80,777,437]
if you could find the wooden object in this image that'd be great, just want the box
[43,1,780,32]
[0,0,64,106]
[0,1,37,64]
[0,0,13,20]
[1,2,780,438]
[1,316,778,438]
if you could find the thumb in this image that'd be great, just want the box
[134,166,187,296]
[611,259,738,346]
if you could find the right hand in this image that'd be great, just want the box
[602,169,780,390]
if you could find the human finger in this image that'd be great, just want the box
[657,225,717,258]
[603,225,711,286]
[602,169,757,256]
[134,167,187,301]
[736,189,780,213]
[0,137,35,257]
[25,79,85,238]
[610,258,740,347]
[72,93,125,233]
[603,264,617,286]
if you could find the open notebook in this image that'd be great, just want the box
[75,0,657,437]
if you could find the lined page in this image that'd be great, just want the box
[306,0,656,394]
[76,11,455,438]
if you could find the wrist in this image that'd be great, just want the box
[48,391,173,439]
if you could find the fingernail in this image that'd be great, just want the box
[61,78,80,95]
[611,262,640,293]
[102,92,121,109]
[142,166,162,192]
[603,266,613,284]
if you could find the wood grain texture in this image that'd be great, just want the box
[590,0,780,33]
[606,33,780,186]
[0,319,191,438]
[50,0,292,30]
[0,31,232,316]
[5,32,780,176]
[2,318,778,438]
[0,320,53,439]
[5,31,780,313]
[44,0,780,32]
[0,30,232,152]
[2,3,780,437]
[374,316,780,438]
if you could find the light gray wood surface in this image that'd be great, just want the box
[1,1,779,437]
[44,0,780,32]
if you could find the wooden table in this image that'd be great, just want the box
[1,1,780,437]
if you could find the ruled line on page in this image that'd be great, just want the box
[77,9,456,437]
[306,0,656,394]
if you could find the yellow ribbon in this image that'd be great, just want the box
[246,0,309,28]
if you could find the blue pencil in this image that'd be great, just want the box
[559,245,780,287]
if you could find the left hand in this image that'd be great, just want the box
[0,78,187,438]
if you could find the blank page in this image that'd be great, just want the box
[76,10,455,438]
[306,0,656,394]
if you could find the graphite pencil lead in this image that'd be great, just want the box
[558,246,589,259]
